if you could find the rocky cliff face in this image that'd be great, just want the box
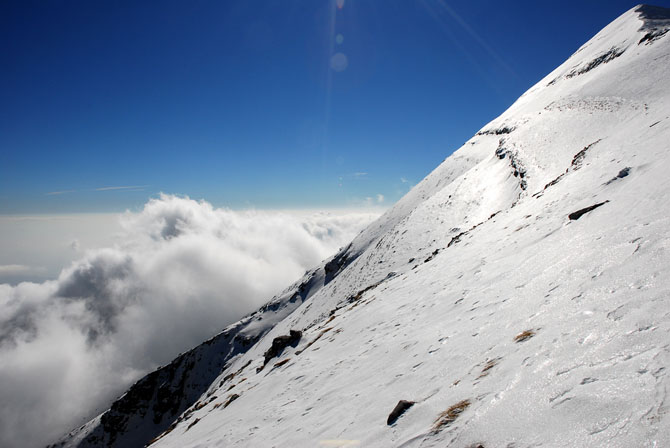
[50,259,336,448]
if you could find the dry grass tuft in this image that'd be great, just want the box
[514,329,536,343]
[193,401,206,411]
[477,358,499,379]
[432,399,471,431]
[186,418,200,431]
[223,393,240,409]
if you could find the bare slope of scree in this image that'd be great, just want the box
[55,4,670,447]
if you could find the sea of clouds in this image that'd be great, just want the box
[0,194,380,448]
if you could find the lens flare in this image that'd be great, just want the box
[330,52,348,72]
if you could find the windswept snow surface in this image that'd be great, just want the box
[59,5,670,448]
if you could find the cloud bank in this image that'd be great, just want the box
[0,194,380,448]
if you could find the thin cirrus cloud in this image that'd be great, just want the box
[0,264,37,274]
[95,185,149,191]
[45,186,149,195]
[45,190,77,196]
[0,194,380,448]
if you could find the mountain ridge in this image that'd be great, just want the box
[54,4,670,447]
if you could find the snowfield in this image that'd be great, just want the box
[56,5,670,447]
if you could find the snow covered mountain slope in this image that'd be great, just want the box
[55,4,670,447]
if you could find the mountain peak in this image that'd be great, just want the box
[635,4,670,33]
[635,4,670,21]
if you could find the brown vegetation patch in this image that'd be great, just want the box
[477,359,499,379]
[514,329,536,343]
[193,401,206,411]
[186,418,200,431]
[223,393,240,409]
[432,399,471,431]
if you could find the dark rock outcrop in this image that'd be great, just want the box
[566,47,625,78]
[568,201,609,220]
[387,400,415,425]
[605,167,631,185]
[260,330,302,369]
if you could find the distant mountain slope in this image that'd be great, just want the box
[55,4,670,447]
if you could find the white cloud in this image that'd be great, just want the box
[376,194,385,203]
[400,177,409,183]
[0,194,379,448]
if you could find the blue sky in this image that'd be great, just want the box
[2,0,667,213]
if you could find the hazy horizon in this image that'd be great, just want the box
[0,202,387,285]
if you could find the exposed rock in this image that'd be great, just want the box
[448,231,467,248]
[260,330,302,370]
[387,400,415,425]
[639,28,669,44]
[476,126,515,136]
[605,167,631,185]
[566,47,625,78]
[568,201,609,220]
[572,140,600,170]
[495,139,527,190]
[324,244,353,284]
[636,4,670,20]
[423,249,440,263]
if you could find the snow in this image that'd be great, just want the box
[57,5,670,447]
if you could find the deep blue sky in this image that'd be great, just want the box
[2,0,667,213]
